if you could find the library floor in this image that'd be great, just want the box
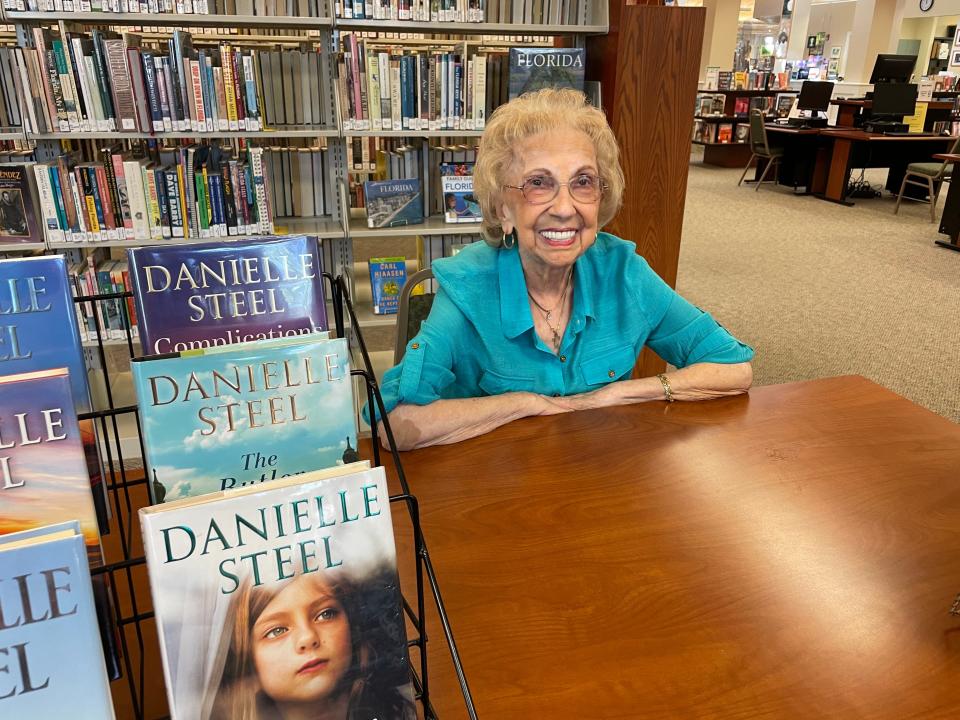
[678,150,960,424]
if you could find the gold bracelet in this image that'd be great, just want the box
[656,373,675,403]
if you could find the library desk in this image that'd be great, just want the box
[764,125,826,192]
[934,152,960,253]
[385,376,960,719]
[829,99,955,129]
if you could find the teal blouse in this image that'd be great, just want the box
[364,232,753,423]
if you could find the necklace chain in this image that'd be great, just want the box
[527,269,573,352]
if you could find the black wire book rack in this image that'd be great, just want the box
[76,266,478,720]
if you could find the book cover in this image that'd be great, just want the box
[508,48,584,100]
[0,522,116,719]
[140,464,417,720]
[0,164,42,246]
[368,257,405,316]
[717,124,733,143]
[127,236,328,357]
[441,175,481,223]
[131,335,358,504]
[364,179,423,228]
[735,124,750,143]
[0,255,109,533]
[0,368,102,566]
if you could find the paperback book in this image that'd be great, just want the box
[140,463,417,720]
[131,334,358,504]
[508,48,585,100]
[368,257,406,315]
[0,255,110,533]
[0,522,116,719]
[440,163,481,223]
[364,179,424,228]
[127,236,328,357]
[0,163,42,246]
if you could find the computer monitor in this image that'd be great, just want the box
[869,54,917,84]
[871,82,918,117]
[797,81,834,114]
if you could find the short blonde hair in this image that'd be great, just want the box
[473,87,624,246]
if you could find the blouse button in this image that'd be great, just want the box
[559,354,566,363]
[608,370,615,378]
[411,342,420,350]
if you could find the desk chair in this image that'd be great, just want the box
[393,268,436,364]
[894,137,960,222]
[737,109,785,191]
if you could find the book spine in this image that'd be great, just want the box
[141,53,163,132]
[91,32,116,130]
[33,164,64,243]
[220,163,238,235]
[249,147,272,234]
[104,39,137,131]
[165,169,184,238]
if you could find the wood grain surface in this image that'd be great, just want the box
[384,376,960,719]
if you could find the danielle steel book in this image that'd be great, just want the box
[140,463,417,720]
[131,334,358,504]
[0,255,110,533]
[368,258,406,315]
[508,48,585,100]
[0,164,42,246]
[0,521,116,719]
[127,236,328,357]
[364,179,424,228]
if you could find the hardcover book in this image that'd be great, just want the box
[368,257,406,315]
[0,255,110,533]
[0,368,102,565]
[364,179,424,228]
[140,463,417,720]
[0,522,116,719]
[131,335,358,504]
[508,48,585,100]
[127,236,328,357]
[0,164,42,246]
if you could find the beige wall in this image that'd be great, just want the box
[699,0,741,80]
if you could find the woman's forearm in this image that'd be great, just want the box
[380,391,560,451]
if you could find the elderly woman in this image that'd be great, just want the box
[370,88,753,450]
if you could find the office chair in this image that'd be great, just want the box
[894,137,960,222]
[738,109,785,191]
[393,268,436,364]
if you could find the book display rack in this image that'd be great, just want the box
[66,267,479,718]
[692,88,797,167]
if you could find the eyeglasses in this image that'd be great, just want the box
[503,174,607,205]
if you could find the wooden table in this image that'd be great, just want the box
[830,98,955,128]
[933,152,960,252]
[389,376,960,719]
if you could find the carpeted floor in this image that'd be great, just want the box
[676,151,960,424]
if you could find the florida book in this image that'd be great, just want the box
[127,236,328,357]
[508,48,585,100]
[0,255,110,533]
[369,258,406,315]
[0,164,42,246]
[364,179,424,228]
[441,173,481,224]
[0,521,116,719]
[131,335,358,504]
[140,463,417,720]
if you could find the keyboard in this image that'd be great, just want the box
[882,131,937,137]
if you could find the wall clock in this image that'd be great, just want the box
[920,0,934,12]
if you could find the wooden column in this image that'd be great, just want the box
[587,3,706,377]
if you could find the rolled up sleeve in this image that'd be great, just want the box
[361,288,461,425]
[635,256,754,368]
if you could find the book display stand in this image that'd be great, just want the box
[74,265,478,718]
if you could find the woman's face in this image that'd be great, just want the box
[499,127,602,271]
[251,574,352,706]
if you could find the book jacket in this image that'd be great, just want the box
[368,258,406,315]
[132,335,358,504]
[364,180,424,228]
[441,175,481,223]
[0,521,116,719]
[508,48,585,100]
[0,368,102,565]
[0,255,109,533]
[140,464,417,720]
[0,164,42,246]
[127,236,328,357]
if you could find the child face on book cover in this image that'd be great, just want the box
[251,573,352,706]
[500,127,601,272]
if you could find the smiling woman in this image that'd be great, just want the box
[364,88,755,451]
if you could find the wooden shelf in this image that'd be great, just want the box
[6,11,333,27]
[0,129,25,140]
[343,128,484,137]
[706,89,797,96]
[27,126,338,140]
[348,213,483,238]
[336,18,607,35]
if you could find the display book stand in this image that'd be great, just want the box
[74,269,479,719]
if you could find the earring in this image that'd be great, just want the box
[502,229,516,248]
